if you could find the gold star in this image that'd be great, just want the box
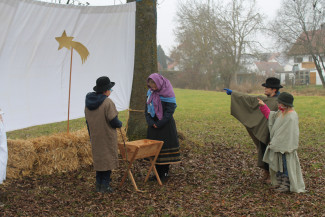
[55,30,74,50]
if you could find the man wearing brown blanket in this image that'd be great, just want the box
[224,77,282,183]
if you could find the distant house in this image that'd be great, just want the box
[254,62,284,77]
[287,25,325,85]
[158,55,180,71]
[239,53,289,85]
[166,56,180,71]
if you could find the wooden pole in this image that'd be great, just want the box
[67,48,73,134]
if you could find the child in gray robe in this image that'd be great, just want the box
[258,92,305,193]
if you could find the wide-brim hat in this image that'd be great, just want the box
[93,76,115,93]
[277,92,294,107]
[262,77,283,88]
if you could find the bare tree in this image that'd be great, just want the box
[270,0,325,87]
[173,1,218,89]
[173,0,263,89]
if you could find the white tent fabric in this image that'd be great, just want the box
[0,111,7,184]
[0,0,136,131]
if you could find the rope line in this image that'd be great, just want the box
[128,109,145,112]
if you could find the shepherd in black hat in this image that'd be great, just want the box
[223,77,283,183]
[85,76,122,193]
[262,77,283,89]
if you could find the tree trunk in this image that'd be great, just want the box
[126,0,157,140]
[316,57,325,88]
[315,65,325,88]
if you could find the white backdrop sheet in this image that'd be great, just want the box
[0,0,136,131]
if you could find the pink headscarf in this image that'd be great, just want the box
[147,73,175,120]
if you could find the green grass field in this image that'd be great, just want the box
[3,88,325,216]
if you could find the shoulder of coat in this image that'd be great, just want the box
[103,97,115,106]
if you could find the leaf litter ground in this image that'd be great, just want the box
[1,135,324,216]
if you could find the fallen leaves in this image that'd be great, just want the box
[1,135,323,216]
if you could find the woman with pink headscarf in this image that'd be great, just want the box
[145,73,180,182]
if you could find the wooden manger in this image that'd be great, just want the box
[118,139,164,192]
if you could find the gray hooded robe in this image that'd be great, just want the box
[263,111,305,193]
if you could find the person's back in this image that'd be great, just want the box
[85,96,119,170]
[85,76,122,193]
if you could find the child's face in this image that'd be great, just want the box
[277,102,287,111]
[148,82,158,91]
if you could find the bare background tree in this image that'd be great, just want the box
[171,0,263,89]
[269,0,325,87]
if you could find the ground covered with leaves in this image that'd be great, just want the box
[2,89,325,216]
[1,135,324,216]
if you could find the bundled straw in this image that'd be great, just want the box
[32,134,80,175]
[6,127,127,179]
[72,129,93,167]
[6,139,37,179]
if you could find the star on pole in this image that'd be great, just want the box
[55,30,74,50]
[55,30,90,134]
[55,30,89,63]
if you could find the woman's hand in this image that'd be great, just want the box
[153,124,158,128]
[257,98,265,106]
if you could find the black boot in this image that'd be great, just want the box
[100,185,114,193]
[156,164,170,183]
[100,170,113,193]
[95,171,103,192]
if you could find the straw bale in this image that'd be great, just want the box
[34,146,79,175]
[6,127,128,179]
[31,133,80,175]
[6,139,37,179]
[70,129,92,167]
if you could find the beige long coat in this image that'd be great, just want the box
[85,98,119,171]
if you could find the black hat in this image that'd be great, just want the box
[262,77,283,88]
[277,92,294,107]
[93,76,115,93]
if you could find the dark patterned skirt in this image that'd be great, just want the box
[147,117,181,164]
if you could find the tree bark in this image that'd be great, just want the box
[126,0,157,140]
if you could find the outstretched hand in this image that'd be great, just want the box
[223,88,232,95]
[257,98,265,106]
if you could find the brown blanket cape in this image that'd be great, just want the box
[231,91,278,145]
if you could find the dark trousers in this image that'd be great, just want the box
[277,154,288,177]
[156,164,169,177]
[259,142,269,171]
[96,170,111,187]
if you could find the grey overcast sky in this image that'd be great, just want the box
[46,0,283,55]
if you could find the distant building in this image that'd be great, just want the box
[164,56,179,71]
[287,25,325,85]
[254,62,284,77]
